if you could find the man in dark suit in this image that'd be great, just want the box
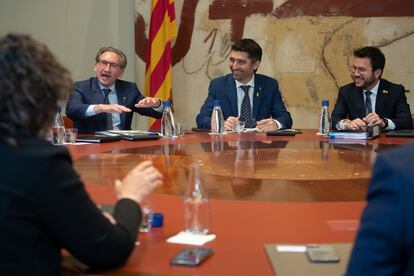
[331,46,412,131]
[347,142,414,275]
[66,47,162,134]
[196,39,292,131]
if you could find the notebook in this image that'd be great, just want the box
[264,243,353,276]
[385,129,414,138]
[76,135,121,143]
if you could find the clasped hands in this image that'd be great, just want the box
[224,116,278,132]
[343,112,385,130]
[94,97,161,114]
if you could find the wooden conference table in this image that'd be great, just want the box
[67,129,413,275]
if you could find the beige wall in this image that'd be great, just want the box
[1,0,414,129]
[0,0,135,91]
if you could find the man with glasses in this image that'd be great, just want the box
[66,47,162,133]
[331,46,412,131]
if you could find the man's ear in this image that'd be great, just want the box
[374,68,382,79]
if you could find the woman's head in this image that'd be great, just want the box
[0,34,72,143]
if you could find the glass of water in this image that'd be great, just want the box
[139,201,153,233]
[233,120,245,133]
[52,126,65,145]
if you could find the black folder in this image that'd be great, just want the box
[385,129,414,137]
[76,135,121,143]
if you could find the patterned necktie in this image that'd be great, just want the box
[102,88,113,130]
[240,85,255,128]
[365,91,372,115]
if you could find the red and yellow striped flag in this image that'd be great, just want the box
[145,0,176,130]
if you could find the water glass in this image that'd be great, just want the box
[233,121,245,133]
[139,202,153,233]
[52,126,65,145]
[65,128,78,143]
[175,123,185,137]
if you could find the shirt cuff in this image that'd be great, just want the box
[85,105,97,117]
[153,101,163,112]
[384,118,395,130]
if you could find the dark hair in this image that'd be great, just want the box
[0,34,72,145]
[95,47,127,68]
[231,38,262,62]
[353,46,386,72]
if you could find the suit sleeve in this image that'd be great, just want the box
[196,81,217,129]
[389,85,412,130]
[346,154,406,275]
[331,87,348,130]
[269,81,292,129]
[34,150,141,270]
[65,83,90,120]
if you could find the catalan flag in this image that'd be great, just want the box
[145,0,176,130]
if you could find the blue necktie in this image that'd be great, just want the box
[365,91,372,115]
[103,88,113,130]
[240,85,255,128]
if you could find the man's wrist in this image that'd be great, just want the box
[382,118,389,129]
[153,99,162,108]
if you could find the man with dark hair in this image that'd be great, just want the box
[196,38,292,131]
[66,47,163,134]
[331,46,412,131]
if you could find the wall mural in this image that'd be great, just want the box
[135,0,414,128]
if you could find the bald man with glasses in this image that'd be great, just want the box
[66,47,163,134]
[331,46,412,131]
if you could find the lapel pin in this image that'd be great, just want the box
[382,90,388,94]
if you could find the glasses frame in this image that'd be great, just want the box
[98,60,122,70]
[349,66,373,74]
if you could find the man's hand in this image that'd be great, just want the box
[343,118,367,130]
[94,104,131,114]
[135,97,162,108]
[224,116,238,131]
[363,112,385,127]
[256,118,278,132]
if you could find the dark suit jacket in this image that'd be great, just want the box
[331,79,412,130]
[196,74,292,129]
[0,135,142,275]
[66,77,162,133]
[347,142,414,276]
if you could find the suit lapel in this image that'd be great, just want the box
[225,76,238,116]
[252,76,263,119]
[93,78,105,104]
[352,85,365,117]
[374,80,386,115]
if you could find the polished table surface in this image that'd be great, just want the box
[67,130,413,275]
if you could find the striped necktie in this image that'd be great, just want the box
[240,85,255,128]
[365,91,372,115]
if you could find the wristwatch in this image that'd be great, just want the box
[382,118,388,129]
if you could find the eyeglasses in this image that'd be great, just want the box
[349,66,373,74]
[98,60,122,69]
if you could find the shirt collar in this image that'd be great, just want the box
[364,80,380,96]
[235,75,255,88]
[98,82,116,92]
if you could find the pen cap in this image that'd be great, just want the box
[322,100,329,107]
[163,101,172,107]
[213,100,221,107]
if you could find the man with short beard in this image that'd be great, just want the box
[331,46,412,131]
[66,47,163,134]
[196,38,292,132]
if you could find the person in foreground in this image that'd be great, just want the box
[66,46,163,133]
[331,46,412,131]
[347,142,414,275]
[0,34,163,275]
[196,38,292,132]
